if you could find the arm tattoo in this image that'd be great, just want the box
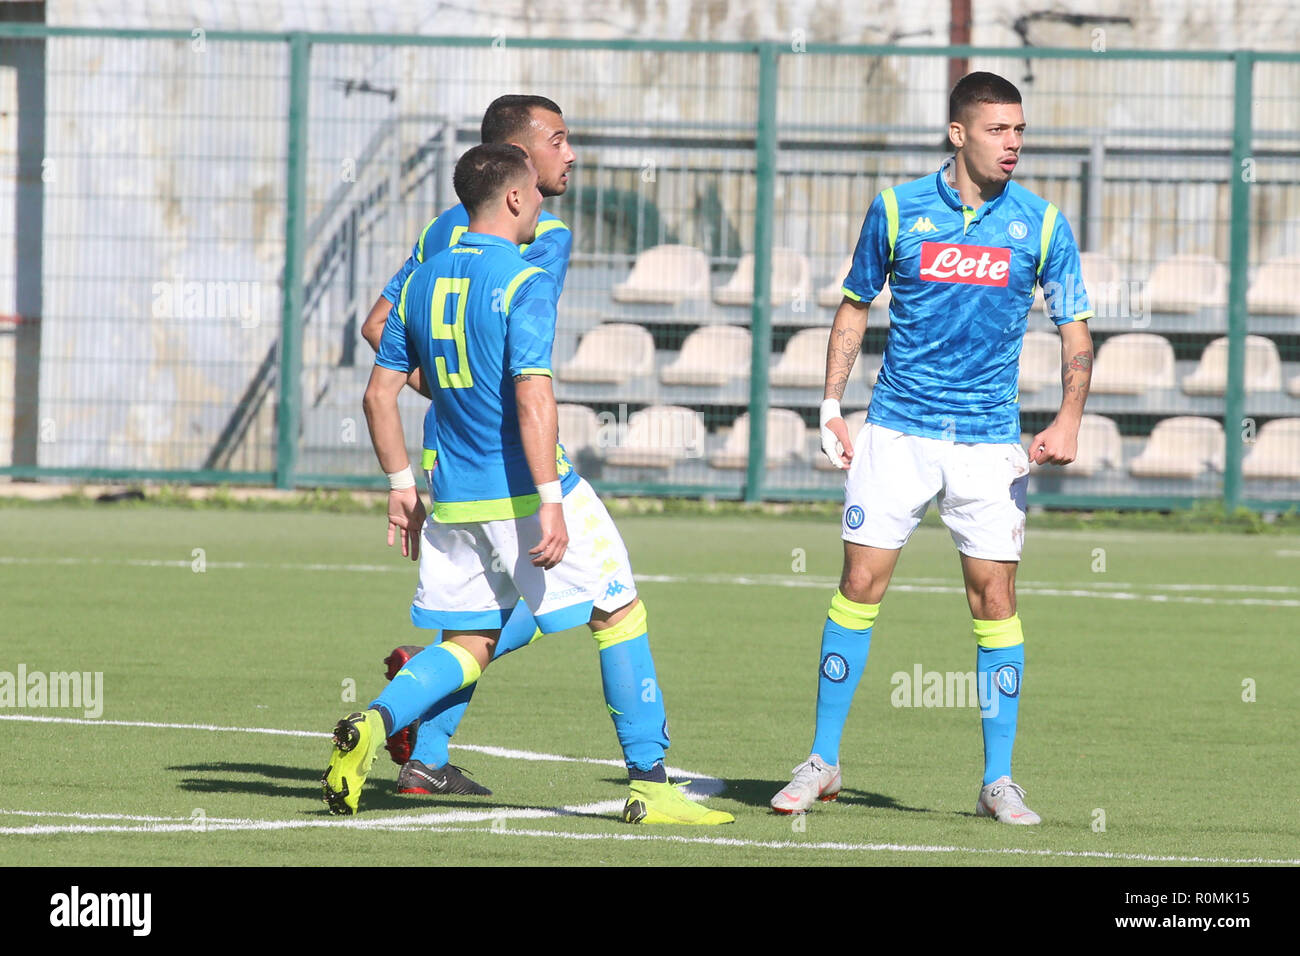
[1061,350,1093,403]
[513,374,532,383]
[825,327,862,402]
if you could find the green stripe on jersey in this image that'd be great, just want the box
[1038,204,1059,277]
[882,188,899,267]
[416,216,439,262]
[501,266,547,314]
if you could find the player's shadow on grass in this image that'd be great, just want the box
[713,777,939,816]
[168,761,327,802]
[169,761,618,820]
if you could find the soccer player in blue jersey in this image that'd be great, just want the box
[771,73,1094,824]
[323,144,732,825]
[357,95,575,797]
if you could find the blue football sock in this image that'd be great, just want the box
[975,615,1025,786]
[410,602,541,767]
[593,602,669,774]
[810,590,878,767]
[369,641,482,733]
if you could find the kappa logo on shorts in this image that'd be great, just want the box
[604,580,631,599]
[821,653,849,683]
[845,505,865,529]
[995,664,1021,697]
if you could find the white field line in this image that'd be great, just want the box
[0,804,634,835]
[1,555,1296,604]
[386,827,1300,865]
[0,712,723,832]
[636,575,1300,608]
[1,715,1294,865]
[1,809,1296,865]
[0,714,716,793]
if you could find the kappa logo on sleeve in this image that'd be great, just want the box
[918,242,1011,286]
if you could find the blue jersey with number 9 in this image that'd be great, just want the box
[376,231,571,523]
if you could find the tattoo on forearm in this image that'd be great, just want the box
[513,374,532,383]
[1061,350,1093,403]
[826,327,862,401]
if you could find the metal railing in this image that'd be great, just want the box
[1,26,1297,510]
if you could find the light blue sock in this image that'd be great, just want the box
[410,602,541,767]
[594,603,668,773]
[810,590,878,766]
[976,615,1025,785]
[370,641,481,733]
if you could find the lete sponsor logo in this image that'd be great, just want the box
[918,242,1011,286]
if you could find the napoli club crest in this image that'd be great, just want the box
[994,664,1021,697]
[821,653,849,683]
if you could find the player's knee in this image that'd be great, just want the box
[839,567,883,605]
[969,589,1015,621]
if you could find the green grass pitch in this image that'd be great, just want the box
[1,505,1297,866]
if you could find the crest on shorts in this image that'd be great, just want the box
[845,505,865,529]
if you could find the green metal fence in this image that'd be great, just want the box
[2,26,1298,510]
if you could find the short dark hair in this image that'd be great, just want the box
[948,71,1022,123]
[453,143,531,216]
[481,94,564,145]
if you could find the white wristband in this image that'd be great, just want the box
[819,398,842,427]
[386,465,416,491]
[537,480,563,504]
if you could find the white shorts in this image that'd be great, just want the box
[841,423,1030,561]
[410,477,638,633]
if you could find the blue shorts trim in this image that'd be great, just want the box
[535,601,594,635]
[410,605,513,631]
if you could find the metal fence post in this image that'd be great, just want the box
[1223,50,1254,514]
[746,42,779,502]
[276,32,310,490]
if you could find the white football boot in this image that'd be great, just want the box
[770,755,842,814]
[975,776,1041,825]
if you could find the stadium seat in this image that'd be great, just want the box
[558,404,601,459]
[1036,251,1120,316]
[817,255,854,308]
[813,409,870,471]
[1181,335,1283,395]
[1242,418,1300,480]
[770,327,833,388]
[1030,413,1122,476]
[611,244,711,304]
[660,325,751,386]
[1144,253,1228,313]
[1091,333,1176,394]
[1019,330,1060,392]
[815,255,892,313]
[714,248,813,307]
[1247,255,1300,315]
[1129,416,1224,479]
[603,405,706,468]
[557,323,655,383]
[709,408,809,469]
